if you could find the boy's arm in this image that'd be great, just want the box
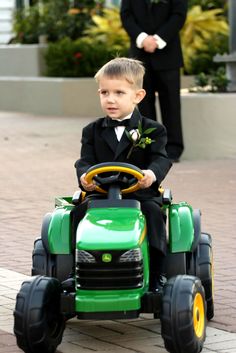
[146,124,172,187]
[74,123,97,188]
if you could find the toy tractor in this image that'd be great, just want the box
[14,162,214,353]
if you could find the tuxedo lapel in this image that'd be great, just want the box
[101,127,118,154]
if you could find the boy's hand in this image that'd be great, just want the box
[138,170,156,189]
[80,173,97,192]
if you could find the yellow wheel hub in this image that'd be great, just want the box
[193,293,205,338]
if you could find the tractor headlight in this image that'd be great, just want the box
[76,250,96,263]
[119,248,142,262]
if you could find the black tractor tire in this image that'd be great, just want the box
[161,275,206,353]
[14,276,65,353]
[32,238,55,277]
[32,238,74,283]
[188,232,214,320]
[32,212,55,278]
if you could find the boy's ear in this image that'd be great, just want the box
[135,89,146,104]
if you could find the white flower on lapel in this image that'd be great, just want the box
[129,129,141,143]
[125,122,156,159]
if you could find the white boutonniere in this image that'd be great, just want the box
[125,122,156,159]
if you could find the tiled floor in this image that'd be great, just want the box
[0,111,236,352]
[1,268,236,353]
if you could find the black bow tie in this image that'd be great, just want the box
[105,118,130,128]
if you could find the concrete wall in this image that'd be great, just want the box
[0,77,103,117]
[0,77,235,160]
[180,93,236,160]
[0,45,47,76]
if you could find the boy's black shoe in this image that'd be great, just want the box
[151,274,167,293]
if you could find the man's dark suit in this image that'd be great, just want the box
[75,109,172,254]
[120,0,188,160]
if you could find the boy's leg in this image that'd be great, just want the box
[70,199,89,250]
[140,200,167,292]
[149,247,166,292]
[140,200,167,254]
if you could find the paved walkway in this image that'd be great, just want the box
[0,111,236,352]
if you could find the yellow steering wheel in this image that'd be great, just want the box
[84,162,144,194]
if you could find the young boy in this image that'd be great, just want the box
[74,57,172,292]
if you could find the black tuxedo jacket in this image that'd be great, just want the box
[75,109,172,201]
[120,0,188,70]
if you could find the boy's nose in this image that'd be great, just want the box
[107,94,115,102]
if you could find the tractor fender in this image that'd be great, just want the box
[42,207,73,254]
[168,202,194,253]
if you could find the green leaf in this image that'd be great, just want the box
[143,127,156,135]
[125,129,132,141]
[138,121,143,134]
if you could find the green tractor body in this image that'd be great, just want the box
[45,195,196,319]
[14,163,214,353]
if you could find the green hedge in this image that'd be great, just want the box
[45,37,128,77]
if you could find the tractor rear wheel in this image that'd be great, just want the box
[14,276,65,353]
[161,275,206,353]
[32,238,55,277]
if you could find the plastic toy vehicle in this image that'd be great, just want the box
[14,162,214,353]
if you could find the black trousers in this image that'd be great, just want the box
[138,66,184,159]
[140,200,167,256]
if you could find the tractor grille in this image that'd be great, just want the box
[76,249,143,290]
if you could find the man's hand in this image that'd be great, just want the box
[142,35,158,53]
[80,173,97,191]
[138,170,155,189]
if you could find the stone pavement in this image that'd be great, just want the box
[1,268,236,353]
[0,111,236,353]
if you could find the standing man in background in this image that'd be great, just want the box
[120,0,188,162]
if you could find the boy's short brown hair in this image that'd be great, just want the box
[95,57,145,89]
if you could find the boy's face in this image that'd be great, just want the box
[98,76,145,120]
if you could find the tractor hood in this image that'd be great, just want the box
[76,207,146,251]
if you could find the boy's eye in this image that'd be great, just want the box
[100,90,108,96]
[116,90,125,95]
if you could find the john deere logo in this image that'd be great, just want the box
[102,253,112,263]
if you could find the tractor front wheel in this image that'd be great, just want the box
[188,232,214,320]
[14,276,65,353]
[161,275,206,353]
